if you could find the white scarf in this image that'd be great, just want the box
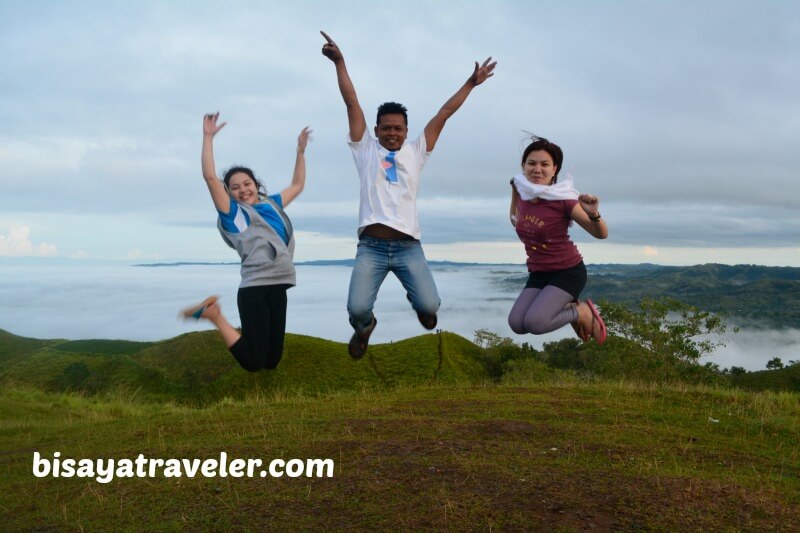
[512,172,579,201]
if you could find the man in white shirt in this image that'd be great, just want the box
[321,31,497,359]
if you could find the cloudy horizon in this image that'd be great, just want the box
[2,0,799,267]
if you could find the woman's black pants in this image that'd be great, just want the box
[229,284,289,372]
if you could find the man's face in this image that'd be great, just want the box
[374,113,408,151]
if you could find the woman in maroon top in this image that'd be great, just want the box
[508,136,609,343]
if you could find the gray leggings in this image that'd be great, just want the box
[508,286,579,335]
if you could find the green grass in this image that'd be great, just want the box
[734,363,800,392]
[1,381,798,530]
[54,338,156,355]
[0,329,488,405]
[1,327,799,528]
[0,328,57,364]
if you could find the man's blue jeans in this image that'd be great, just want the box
[347,236,441,333]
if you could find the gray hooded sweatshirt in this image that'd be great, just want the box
[217,197,296,288]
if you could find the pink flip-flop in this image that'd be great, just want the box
[571,318,590,342]
[586,299,607,345]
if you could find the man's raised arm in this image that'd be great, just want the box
[321,31,367,142]
[424,57,497,151]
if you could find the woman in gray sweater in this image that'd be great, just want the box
[181,112,310,371]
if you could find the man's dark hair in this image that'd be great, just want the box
[377,102,408,126]
[521,135,564,182]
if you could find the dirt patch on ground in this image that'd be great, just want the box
[289,415,800,531]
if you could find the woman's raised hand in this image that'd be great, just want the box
[203,112,227,138]
[578,193,600,216]
[297,126,312,154]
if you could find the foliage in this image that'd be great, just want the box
[766,357,784,370]
[500,357,577,385]
[540,338,586,370]
[599,297,731,364]
[473,329,539,378]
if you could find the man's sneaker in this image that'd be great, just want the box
[348,316,377,360]
[417,311,437,330]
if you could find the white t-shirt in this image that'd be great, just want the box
[347,130,430,239]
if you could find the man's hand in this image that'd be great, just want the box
[469,57,497,87]
[320,31,343,63]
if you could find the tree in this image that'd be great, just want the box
[599,297,732,364]
[729,366,747,376]
[541,338,584,370]
[473,329,540,378]
[473,329,506,349]
[766,357,784,370]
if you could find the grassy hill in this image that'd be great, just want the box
[733,363,800,392]
[0,328,57,363]
[0,328,487,405]
[1,327,799,529]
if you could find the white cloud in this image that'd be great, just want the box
[0,138,86,179]
[643,246,659,258]
[124,248,160,260]
[0,225,57,257]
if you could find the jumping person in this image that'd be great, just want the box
[320,30,497,359]
[181,112,311,371]
[507,135,609,344]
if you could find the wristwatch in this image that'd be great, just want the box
[588,212,602,221]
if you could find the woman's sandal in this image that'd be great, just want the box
[571,317,590,342]
[180,295,219,320]
[586,299,607,345]
[570,299,589,341]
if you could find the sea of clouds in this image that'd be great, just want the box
[2,263,798,371]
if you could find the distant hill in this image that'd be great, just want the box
[0,328,56,364]
[0,328,487,404]
[497,263,800,329]
[732,363,800,392]
[134,259,516,268]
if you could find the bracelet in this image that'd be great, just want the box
[588,212,602,221]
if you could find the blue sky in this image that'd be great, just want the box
[1,0,799,265]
